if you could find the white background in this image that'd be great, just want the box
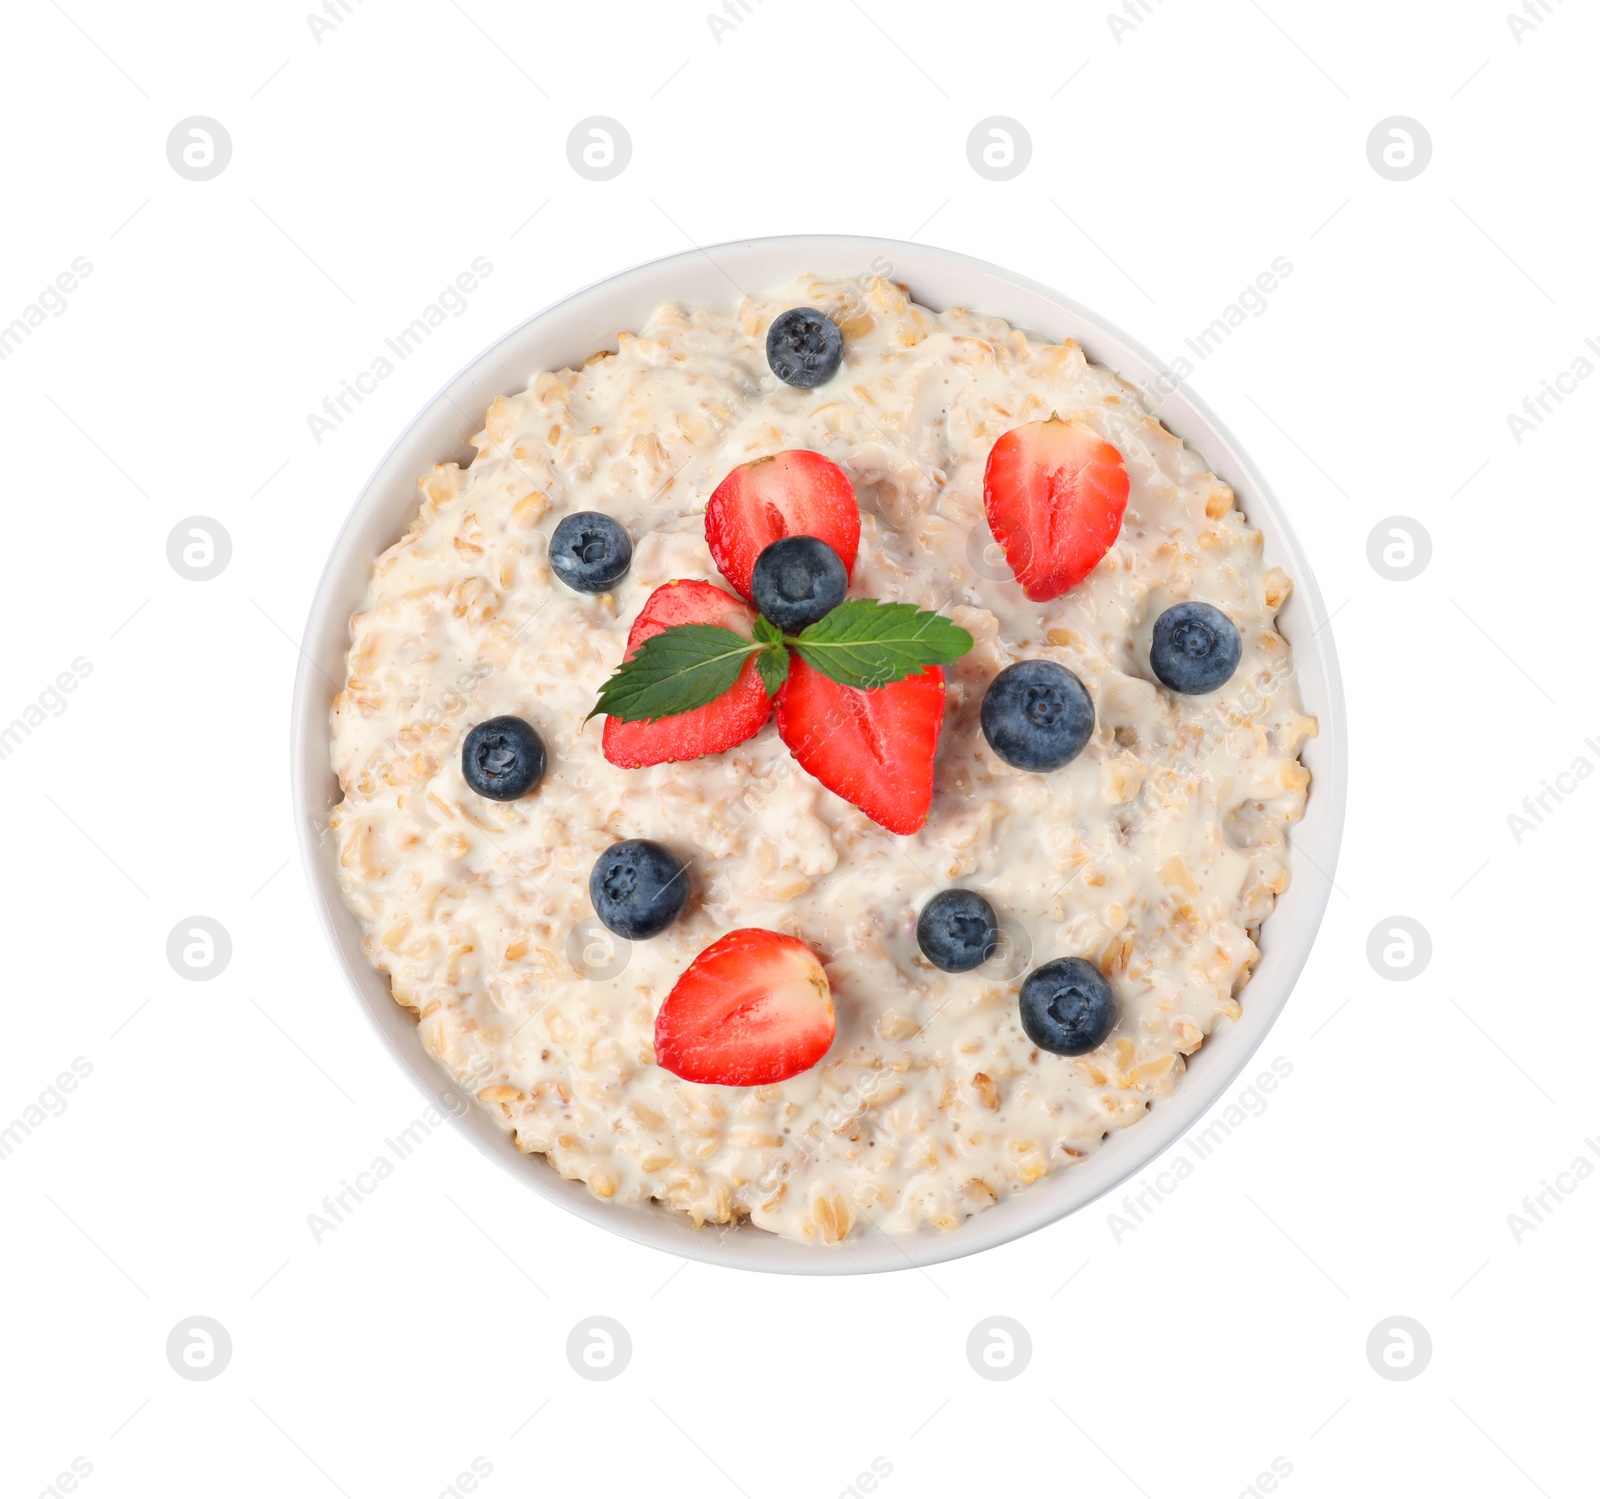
[2,1,1594,1495]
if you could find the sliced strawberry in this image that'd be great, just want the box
[602,580,772,768]
[705,450,861,599]
[982,417,1130,602]
[654,928,835,1087]
[775,656,945,835]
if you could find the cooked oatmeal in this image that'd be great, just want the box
[328,273,1315,1242]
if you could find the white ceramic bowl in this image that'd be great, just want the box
[292,235,1347,1275]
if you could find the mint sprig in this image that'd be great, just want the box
[590,598,974,724]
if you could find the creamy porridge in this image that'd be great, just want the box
[328,273,1314,1243]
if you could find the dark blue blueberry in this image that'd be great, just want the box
[980,660,1095,772]
[917,889,1001,973]
[1149,601,1242,694]
[589,839,689,940]
[462,715,546,800]
[750,535,848,631]
[1019,958,1117,1056]
[549,511,633,594]
[766,307,844,389]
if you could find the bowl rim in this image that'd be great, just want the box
[291,233,1347,1275]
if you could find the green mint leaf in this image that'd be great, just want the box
[790,599,974,691]
[750,615,790,696]
[588,624,758,723]
[755,642,790,697]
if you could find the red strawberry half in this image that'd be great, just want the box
[775,656,945,835]
[601,580,772,768]
[982,417,1130,602]
[705,450,861,600]
[654,928,836,1087]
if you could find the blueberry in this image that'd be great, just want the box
[1019,958,1118,1056]
[750,535,847,631]
[917,889,1000,973]
[1149,601,1242,694]
[766,307,844,389]
[980,660,1095,771]
[549,511,632,594]
[461,715,546,800]
[589,839,689,939]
